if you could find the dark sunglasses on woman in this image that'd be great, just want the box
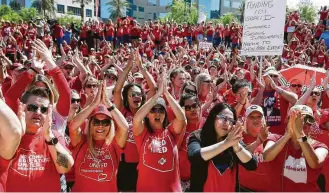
[185,88,197,95]
[216,114,236,125]
[310,91,321,96]
[26,104,48,114]
[150,107,166,114]
[184,103,199,111]
[71,98,81,104]
[85,84,98,89]
[291,84,302,88]
[129,92,143,98]
[93,118,112,127]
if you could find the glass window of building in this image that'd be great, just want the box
[232,1,241,8]
[86,9,92,17]
[147,0,156,6]
[199,0,220,19]
[223,0,231,8]
[57,4,64,13]
[67,6,81,16]
[159,0,172,6]
[138,6,145,12]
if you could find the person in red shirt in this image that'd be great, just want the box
[42,31,53,48]
[188,103,257,192]
[0,99,24,192]
[2,87,74,192]
[133,73,186,192]
[239,105,272,191]
[27,22,36,40]
[319,6,329,25]
[178,94,204,191]
[69,82,128,192]
[263,105,328,192]
[206,22,214,43]
[169,68,186,101]
[105,20,115,47]
[53,21,64,49]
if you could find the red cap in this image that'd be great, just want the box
[89,104,112,118]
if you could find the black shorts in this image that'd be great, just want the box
[131,36,139,40]
[117,156,138,191]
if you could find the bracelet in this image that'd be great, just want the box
[107,104,116,112]
[233,146,243,153]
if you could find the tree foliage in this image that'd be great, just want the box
[72,0,93,22]
[107,0,130,20]
[0,5,38,22]
[31,0,56,19]
[236,0,245,23]
[9,0,21,11]
[297,4,317,23]
[218,13,239,25]
[161,0,198,24]
[58,11,82,28]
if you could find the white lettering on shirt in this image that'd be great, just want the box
[283,155,307,183]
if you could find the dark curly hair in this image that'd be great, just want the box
[122,83,146,113]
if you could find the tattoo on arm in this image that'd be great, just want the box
[56,151,69,168]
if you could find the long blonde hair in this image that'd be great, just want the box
[86,115,115,156]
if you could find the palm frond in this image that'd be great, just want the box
[107,0,130,20]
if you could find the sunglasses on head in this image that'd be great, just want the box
[270,75,278,78]
[92,118,111,127]
[202,80,212,84]
[26,104,48,114]
[184,103,199,111]
[310,91,321,96]
[291,84,302,88]
[150,107,165,114]
[71,98,81,104]
[185,88,197,95]
[64,66,74,70]
[129,92,142,97]
[85,84,98,89]
[216,114,236,125]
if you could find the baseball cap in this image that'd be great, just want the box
[245,105,264,117]
[153,97,167,110]
[106,68,118,77]
[263,66,279,77]
[89,104,112,118]
[212,58,220,62]
[133,72,144,79]
[290,105,315,125]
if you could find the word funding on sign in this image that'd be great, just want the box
[241,0,287,56]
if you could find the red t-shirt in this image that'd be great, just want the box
[53,25,64,39]
[120,108,139,163]
[141,30,149,41]
[239,133,271,191]
[152,29,161,40]
[134,127,181,192]
[72,136,122,192]
[320,10,329,20]
[179,119,204,180]
[265,134,328,192]
[105,25,114,37]
[3,130,65,191]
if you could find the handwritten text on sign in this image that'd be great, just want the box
[241,0,286,56]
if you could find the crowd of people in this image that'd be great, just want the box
[0,5,329,192]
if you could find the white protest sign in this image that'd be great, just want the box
[241,0,286,56]
[199,42,213,51]
[198,12,207,24]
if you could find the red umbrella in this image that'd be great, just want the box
[280,64,326,85]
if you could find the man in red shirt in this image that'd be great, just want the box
[2,87,74,191]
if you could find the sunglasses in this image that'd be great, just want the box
[291,84,302,88]
[310,91,321,96]
[150,107,166,114]
[184,103,199,111]
[106,75,117,80]
[270,75,278,78]
[85,84,98,89]
[71,98,81,103]
[129,92,142,97]
[64,66,74,70]
[216,115,236,125]
[185,88,197,95]
[202,80,212,84]
[92,118,111,127]
[26,104,48,114]
[304,115,315,126]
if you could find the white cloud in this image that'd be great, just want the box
[286,0,328,8]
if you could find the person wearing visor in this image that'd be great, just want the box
[133,72,144,87]
[69,82,128,192]
[263,105,328,192]
[252,66,298,135]
[239,105,271,192]
[105,68,118,87]
[133,72,187,192]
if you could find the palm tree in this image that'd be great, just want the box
[9,0,21,11]
[107,0,130,20]
[237,0,245,23]
[72,0,92,23]
[31,0,56,18]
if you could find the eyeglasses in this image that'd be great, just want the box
[71,98,81,104]
[92,118,111,127]
[304,115,315,126]
[270,75,278,78]
[106,75,117,80]
[64,66,74,70]
[85,84,98,88]
[216,114,236,125]
[248,115,263,121]
[26,104,48,114]
[150,107,165,114]
[185,88,197,95]
[129,92,142,97]
[291,84,302,88]
[310,91,321,96]
[202,80,212,84]
[184,103,199,111]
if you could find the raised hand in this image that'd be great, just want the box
[92,83,103,106]
[17,102,26,134]
[293,110,305,139]
[32,39,53,61]
[258,123,269,143]
[310,72,316,88]
[225,122,243,147]
[43,104,54,141]
[101,81,112,108]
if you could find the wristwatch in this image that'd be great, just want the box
[297,135,307,143]
[107,104,116,112]
[45,137,59,145]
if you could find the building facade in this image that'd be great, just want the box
[197,0,242,19]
